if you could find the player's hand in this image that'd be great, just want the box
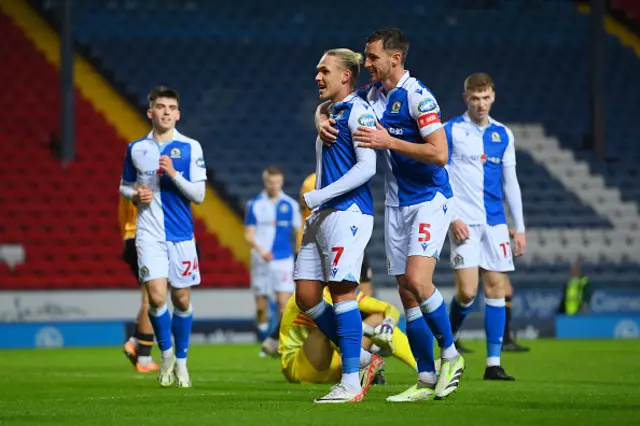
[354,122,392,150]
[134,186,154,204]
[317,118,339,146]
[372,317,395,348]
[159,155,177,179]
[513,232,527,257]
[260,250,274,262]
[508,228,516,239]
[451,219,470,242]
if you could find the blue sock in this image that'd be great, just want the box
[334,300,362,376]
[449,296,475,335]
[305,301,338,345]
[148,304,172,352]
[257,322,269,342]
[485,298,506,365]
[420,289,456,355]
[171,304,193,359]
[405,307,435,373]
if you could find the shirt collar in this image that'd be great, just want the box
[146,128,181,144]
[463,111,494,131]
[261,190,283,202]
[386,70,410,97]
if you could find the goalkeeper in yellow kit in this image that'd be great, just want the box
[280,287,416,384]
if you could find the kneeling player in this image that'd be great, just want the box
[280,288,416,385]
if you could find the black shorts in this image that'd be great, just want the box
[122,238,201,283]
[123,238,139,280]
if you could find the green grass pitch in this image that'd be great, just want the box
[1,340,639,425]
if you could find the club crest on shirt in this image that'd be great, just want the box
[491,132,501,143]
[391,100,402,114]
[332,110,345,120]
[170,148,182,158]
[280,203,289,213]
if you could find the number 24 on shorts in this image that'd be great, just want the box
[182,258,199,276]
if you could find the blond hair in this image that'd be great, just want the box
[324,48,363,88]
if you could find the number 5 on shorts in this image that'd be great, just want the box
[182,258,199,276]
[418,223,431,242]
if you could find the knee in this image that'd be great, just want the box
[456,286,477,304]
[404,272,433,298]
[295,291,312,312]
[146,285,166,308]
[171,291,191,312]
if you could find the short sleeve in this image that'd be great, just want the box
[502,128,516,167]
[121,144,136,183]
[408,85,443,139]
[348,102,377,144]
[244,201,257,226]
[189,141,208,182]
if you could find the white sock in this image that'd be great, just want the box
[418,371,437,386]
[359,348,372,368]
[137,356,152,366]
[341,372,361,392]
[441,344,459,359]
[176,358,187,369]
[257,322,269,333]
[128,336,138,346]
[487,357,501,367]
[161,349,173,359]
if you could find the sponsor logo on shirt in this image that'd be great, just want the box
[196,157,206,168]
[417,98,437,113]
[418,112,440,129]
[357,114,376,127]
[389,127,404,136]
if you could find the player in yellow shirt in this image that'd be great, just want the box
[280,288,417,385]
[119,196,160,373]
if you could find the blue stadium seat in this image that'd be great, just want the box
[35,0,640,287]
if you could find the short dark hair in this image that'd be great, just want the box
[148,86,180,108]
[263,166,283,178]
[366,27,409,64]
[464,73,495,92]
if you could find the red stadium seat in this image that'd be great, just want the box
[0,12,249,290]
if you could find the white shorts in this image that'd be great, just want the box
[136,238,201,288]
[385,192,452,276]
[449,223,514,272]
[251,256,295,296]
[294,208,373,283]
